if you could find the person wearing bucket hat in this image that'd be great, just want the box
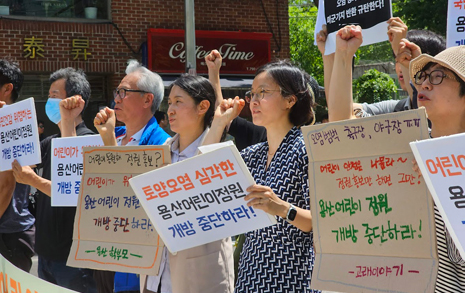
[410,45,465,140]
[410,45,465,292]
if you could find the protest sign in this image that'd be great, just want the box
[410,132,465,260]
[68,145,170,275]
[0,98,41,171]
[302,108,437,293]
[129,144,277,253]
[314,0,392,55]
[51,135,104,207]
[0,253,77,293]
[446,0,465,47]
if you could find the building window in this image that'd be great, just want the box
[0,0,109,20]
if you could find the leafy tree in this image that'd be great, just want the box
[392,0,447,36]
[289,3,324,86]
[353,69,398,104]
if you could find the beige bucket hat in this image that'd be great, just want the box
[410,45,465,83]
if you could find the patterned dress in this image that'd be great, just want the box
[235,127,320,293]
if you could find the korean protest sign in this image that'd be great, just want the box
[68,146,170,275]
[410,132,465,260]
[314,0,392,55]
[0,253,78,293]
[52,135,103,207]
[0,98,41,171]
[129,144,277,253]
[302,108,437,293]
[447,0,465,47]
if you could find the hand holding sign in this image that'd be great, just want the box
[11,159,37,186]
[0,101,5,108]
[94,107,117,146]
[336,25,363,58]
[387,17,408,57]
[316,24,329,56]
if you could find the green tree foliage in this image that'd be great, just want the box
[289,3,324,86]
[392,0,447,35]
[353,69,398,103]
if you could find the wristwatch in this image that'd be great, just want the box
[285,204,297,222]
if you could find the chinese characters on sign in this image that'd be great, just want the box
[302,109,437,293]
[72,39,91,60]
[22,37,91,60]
[23,37,44,59]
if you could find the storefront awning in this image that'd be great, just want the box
[162,75,253,89]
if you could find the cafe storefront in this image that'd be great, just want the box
[0,0,289,135]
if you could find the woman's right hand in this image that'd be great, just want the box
[212,96,245,127]
[335,25,363,58]
[316,24,329,56]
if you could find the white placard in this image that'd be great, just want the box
[129,144,277,253]
[0,98,41,171]
[446,0,465,47]
[51,135,104,206]
[410,132,465,260]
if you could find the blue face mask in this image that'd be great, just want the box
[45,98,61,124]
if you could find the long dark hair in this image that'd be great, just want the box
[255,61,317,126]
[169,74,216,129]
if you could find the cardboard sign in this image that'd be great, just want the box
[68,146,170,275]
[446,0,465,47]
[302,109,437,293]
[51,135,104,207]
[410,132,465,260]
[314,0,392,55]
[0,253,77,293]
[129,144,277,253]
[0,98,41,171]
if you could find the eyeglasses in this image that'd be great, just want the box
[244,88,281,103]
[113,88,148,99]
[38,125,44,129]
[414,70,453,85]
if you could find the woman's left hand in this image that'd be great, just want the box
[245,184,289,218]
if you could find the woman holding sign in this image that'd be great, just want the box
[94,65,234,291]
[206,61,320,292]
[408,45,465,292]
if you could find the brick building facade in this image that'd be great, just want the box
[0,0,289,135]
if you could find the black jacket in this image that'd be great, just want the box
[35,122,94,261]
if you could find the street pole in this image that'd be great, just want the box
[184,0,196,75]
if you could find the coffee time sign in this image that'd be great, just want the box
[147,29,271,74]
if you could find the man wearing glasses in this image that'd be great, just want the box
[94,60,170,148]
[93,60,170,293]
